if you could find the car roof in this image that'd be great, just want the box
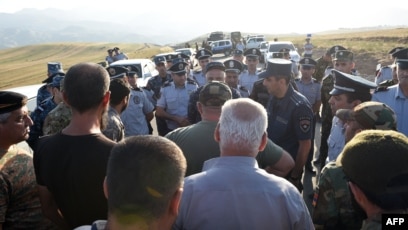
[110,59,152,66]
[5,83,44,99]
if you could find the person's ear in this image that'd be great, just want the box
[197,102,203,114]
[214,123,221,143]
[103,177,108,199]
[62,91,70,106]
[102,91,111,107]
[169,188,183,216]
[259,132,268,151]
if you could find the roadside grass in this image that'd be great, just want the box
[1,28,407,89]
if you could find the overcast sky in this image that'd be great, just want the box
[1,0,408,35]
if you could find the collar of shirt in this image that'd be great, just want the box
[202,156,259,171]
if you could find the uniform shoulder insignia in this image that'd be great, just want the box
[374,86,389,93]
[312,77,318,83]
[187,78,197,85]
[163,81,172,87]
[239,85,248,91]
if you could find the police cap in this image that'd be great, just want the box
[326,45,347,55]
[195,49,213,60]
[154,56,166,65]
[0,91,28,114]
[169,61,188,74]
[106,66,128,79]
[223,59,243,73]
[392,48,408,69]
[232,49,244,56]
[299,57,317,66]
[205,62,225,73]
[329,70,377,95]
[244,48,261,57]
[50,75,64,88]
[258,58,292,79]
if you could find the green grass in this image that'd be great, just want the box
[1,28,407,89]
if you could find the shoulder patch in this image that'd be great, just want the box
[299,116,311,133]
[163,81,172,87]
[374,86,389,93]
[187,78,198,85]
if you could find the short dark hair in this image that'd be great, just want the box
[64,62,110,113]
[345,91,372,104]
[109,79,130,106]
[106,136,186,221]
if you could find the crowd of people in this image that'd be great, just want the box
[0,42,407,229]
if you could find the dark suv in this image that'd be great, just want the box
[208,31,224,42]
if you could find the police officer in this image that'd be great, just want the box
[106,65,129,81]
[295,57,321,173]
[319,48,352,169]
[105,49,115,65]
[28,75,65,150]
[192,49,213,87]
[326,70,377,163]
[113,47,128,61]
[223,59,250,97]
[232,49,248,71]
[37,62,65,106]
[314,45,346,83]
[261,58,314,192]
[187,62,241,124]
[240,48,261,93]
[156,59,198,136]
[372,47,408,136]
[120,69,155,137]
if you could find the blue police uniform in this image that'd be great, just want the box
[239,70,259,94]
[157,81,198,130]
[192,71,206,87]
[372,85,408,136]
[36,85,51,106]
[295,78,321,106]
[237,85,250,98]
[266,85,314,159]
[120,87,154,136]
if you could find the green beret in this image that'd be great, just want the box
[337,130,408,195]
[0,91,28,114]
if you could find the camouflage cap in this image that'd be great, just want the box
[337,130,408,196]
[199,81,232,106]
[333,50,354,62]
[336,101,397,130]
[0,91,28,114]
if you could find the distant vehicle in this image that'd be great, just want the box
[230,31,242,49]
[259,41,269,63]
[210,40,233,56]
[245,36,266,49]
[264,41,301,65]
[5,83,44,113]
[207,31,225,42]
[109,59,158,87]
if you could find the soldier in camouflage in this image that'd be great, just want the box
[28,75,64,150]
[318,47,349,169]
[102,78,130,142]
[313,102,397,228]
[43,102,71,135]
[0,91,58,229]
[312,101,397,230]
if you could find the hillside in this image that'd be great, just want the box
[1,28,407,89]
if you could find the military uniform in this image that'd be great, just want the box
[249,78,269,108]
[312,162,363,229]
[314,57,332,82]
[102,106,125,142]
[42,102,72,135]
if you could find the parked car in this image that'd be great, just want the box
[259,41,269,63]
[245,36,266,49]
[210,40,233,56]
[5,83,44,113]
[264,41,301,64]
[109,59,158,87]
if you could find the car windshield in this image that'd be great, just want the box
[260,43,268,49]
[268,43,295,52]
[177,50,191,56]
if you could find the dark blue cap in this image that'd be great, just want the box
[176,53,190,61]
[50,75,64,87]
[327,45,347,55]
[259,58,292,79]
[169,61,188,74]
[244,48,261,57]
[165,54,178,62]
[106,66,128,79]
[205,62,225,72]
[393,48,408,69]
[330,70,377,96]
[223,59,243,73]
[195,49,213,60]
[154,56,166,65]
[299,57,317,66]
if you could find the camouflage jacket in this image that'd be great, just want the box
[320,73,335,139]
[102,106,125,142]
[145,74,172,105]
[43,102,72,135]
[312,162,363,229]
[314,56,332,82]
